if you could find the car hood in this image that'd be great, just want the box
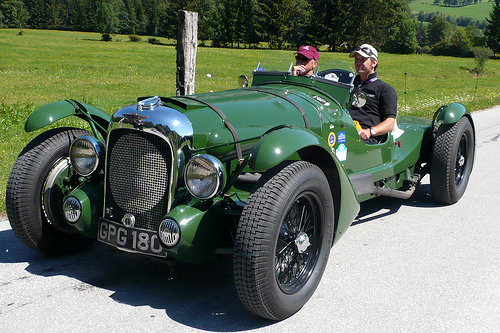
[171,86,339,154]
[110,85,341,159]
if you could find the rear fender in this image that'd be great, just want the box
[433,102,474,128]
[431,102,475,143]
[25,99,111,140]
[248,126,360,244]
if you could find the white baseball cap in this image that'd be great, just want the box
[349,44,378,60]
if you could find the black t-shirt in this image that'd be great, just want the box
[349,72,397,136]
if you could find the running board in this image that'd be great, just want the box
[349,173,417,200]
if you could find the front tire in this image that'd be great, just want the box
[431,117,475,205]
[233,161,334,320]
[6,127,95,256]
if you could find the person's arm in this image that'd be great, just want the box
[357,117,395,141]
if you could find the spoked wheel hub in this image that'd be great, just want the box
[294,232,311,254]
[275,193,321,294]
[455,135,468,186]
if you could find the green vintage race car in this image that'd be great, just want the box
[6,56,475,320]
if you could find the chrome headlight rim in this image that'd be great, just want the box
[69,136,105,176]
[184,154,226,199]
[158,218,181,248]
[63,196,81,223]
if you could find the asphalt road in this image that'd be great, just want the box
[1,107,499,333]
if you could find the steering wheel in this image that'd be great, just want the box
[317,69,354,85]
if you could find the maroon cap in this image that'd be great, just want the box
[296,45,318,61]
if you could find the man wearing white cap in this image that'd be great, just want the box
[349,44,397,144]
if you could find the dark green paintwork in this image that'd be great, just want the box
[22,66,473,263]
[435,102,469,125]
[64,177,104,238]
[25,99,111,138]
[162,200,226,263]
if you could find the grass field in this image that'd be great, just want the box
[409,0,494,20]
[1,28,500,215]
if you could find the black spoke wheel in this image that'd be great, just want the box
[234,161,334,320]
[431,117,475,205]
[6,127,95,256]
[276,192,321,294]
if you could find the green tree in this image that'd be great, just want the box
[308,0,346,50]
[1,0,31,32]
[383,18,418,54]
[239,0,264,47]
[44,0,61,29]
[96,0,124,39]
[465,24,485,48]
[259,0,311,49]
[415,20,428,49]
[449,27,472,56]
[471,46,493,94]
[471,46,493,76]
[485,0,500,55]
[203,0,233,47]
[427,14,453,46]
[231,0,265,48]
[340,0,414,52]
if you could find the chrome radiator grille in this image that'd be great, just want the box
[105,129,172,231]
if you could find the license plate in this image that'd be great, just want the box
[98,219,167,257]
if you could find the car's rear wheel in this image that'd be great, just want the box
[6,127,95,256]
[233,161,334,320]
[431,117,475,205]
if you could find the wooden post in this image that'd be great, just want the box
[176,10,198,96]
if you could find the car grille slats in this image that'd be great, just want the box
[106,129,172,231]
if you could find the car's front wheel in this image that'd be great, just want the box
[233,161,334,320]
[6,127,96,256]
[431,117,475,205]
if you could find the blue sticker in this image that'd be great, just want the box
[338,131,346,144]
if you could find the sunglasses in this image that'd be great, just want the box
[295,55,312,61]
[355,46,376,58]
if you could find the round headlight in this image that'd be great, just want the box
[158,218,180,247]
[69,136,104,176]
[184,154,226,199]
[63,197,81,223]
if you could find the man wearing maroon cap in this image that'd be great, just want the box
[292,45,319,76]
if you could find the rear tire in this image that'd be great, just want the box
[233,161,334,320]
[6,127,95,256]
[430,117,475,205]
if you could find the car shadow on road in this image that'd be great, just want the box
[351,183,441,226]
[0,227,272,331]
[0,182,442,331]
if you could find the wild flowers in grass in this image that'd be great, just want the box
[398,89,500,118]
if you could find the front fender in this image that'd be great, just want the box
[25,99,111,138]
[248,126,328,171]
[248,126,360,244]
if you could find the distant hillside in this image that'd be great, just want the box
[409,0,494,20]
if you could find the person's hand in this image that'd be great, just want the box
[358,128,371,141]
[292,65,307,76]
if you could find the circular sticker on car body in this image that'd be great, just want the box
[328,132,336,147]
